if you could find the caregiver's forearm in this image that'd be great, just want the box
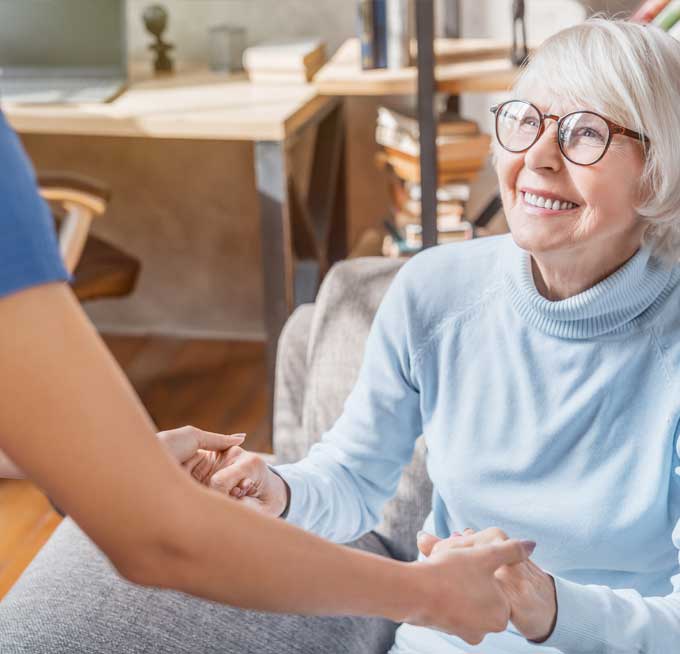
[536,576,680,654]
[0,448,24,479]
[0,283,417,619]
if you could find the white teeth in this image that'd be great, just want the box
[522,192,577,211]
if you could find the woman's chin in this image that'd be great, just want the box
[509,222,571,255]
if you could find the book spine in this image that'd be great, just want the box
[357,1,375,70]
[386,0,411,69]
[670,17,680,37]
[653,0,680,29]
[630,0,671,22]
[372,0,388,69]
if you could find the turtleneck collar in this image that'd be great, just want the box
[504,240,678,339]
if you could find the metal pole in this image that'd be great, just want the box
[416,0,438,248]
[443,0,461,117]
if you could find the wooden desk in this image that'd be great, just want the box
[4,71,346,428]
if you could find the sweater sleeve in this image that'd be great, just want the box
[273,262,423,543]
[535,455,680,653]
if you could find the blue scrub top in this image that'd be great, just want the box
[0,110,68,299]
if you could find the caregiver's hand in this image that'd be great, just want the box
[418,527,556,643]
[409,538,535,644]
[157,425,246,471]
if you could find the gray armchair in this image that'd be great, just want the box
[0,257,433,654]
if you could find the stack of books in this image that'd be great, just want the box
[242,39,326,83]
[375,106,491,184]
[375,106,491,257]
[382,179,474,256]
[631,0,680,37]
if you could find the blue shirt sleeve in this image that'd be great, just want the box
[0,110,68,299]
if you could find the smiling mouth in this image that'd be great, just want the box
[520,191,580,212]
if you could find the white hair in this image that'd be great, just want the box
[496,18,680,262]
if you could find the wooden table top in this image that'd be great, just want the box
[314,38,528,96]
[3,70,332,142]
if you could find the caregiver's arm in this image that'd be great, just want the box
[0,282,529,641]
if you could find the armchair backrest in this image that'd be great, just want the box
[274,257,432,562]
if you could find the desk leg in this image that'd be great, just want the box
[255,141,293,437]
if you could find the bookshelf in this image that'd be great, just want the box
[314,1,526,248]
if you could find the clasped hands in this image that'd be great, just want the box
[158,425,557,645]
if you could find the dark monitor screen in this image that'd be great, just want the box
[0,0,126,74]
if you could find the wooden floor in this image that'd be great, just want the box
[0,335,269,600]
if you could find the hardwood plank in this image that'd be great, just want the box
[0,510,61,600]
[0,481,54,562]
[104,336,270,451]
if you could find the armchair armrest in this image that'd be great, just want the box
[38,171,111,274]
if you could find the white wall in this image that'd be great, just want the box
[126,0,356,65]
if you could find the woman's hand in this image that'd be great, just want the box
[417,527,556,643]
[157,425,245,470]
[205,447,289,518]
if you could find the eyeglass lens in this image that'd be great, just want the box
[496,101,610,165]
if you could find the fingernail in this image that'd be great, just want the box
[233,433,246,438]
[521,540,537,556]
[451,531,462,537]
[416,530,427,540]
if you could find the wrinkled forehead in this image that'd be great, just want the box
[513,85,598,117]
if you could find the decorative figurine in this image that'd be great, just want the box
[511,0,529,67]
[143,4,175,74]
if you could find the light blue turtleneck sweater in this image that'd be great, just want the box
[275,234,680,654]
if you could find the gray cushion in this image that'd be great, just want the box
[0,518,398,654]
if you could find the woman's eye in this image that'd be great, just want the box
[577,127,605,141]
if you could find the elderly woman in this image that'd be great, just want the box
[2,17,679,654]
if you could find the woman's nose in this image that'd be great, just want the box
[523,121,563,172]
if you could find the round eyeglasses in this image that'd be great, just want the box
[490,100,649,166]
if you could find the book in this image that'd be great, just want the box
[406,181,471,203]
[402,221,473,248]
[247,70,315,84]
[357,1,375,69]
[653,0,680,29]
[376,151,481,184]
[395,209,465,233]
[670,17,680,37]
[396,200,465,222]
[631,0,671,22]
[373,0,388,68]
[382,144,490,174]
[377,106,479,139]
[242,39,326,74]
[386,0,411,69]
[376,125,491,162]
